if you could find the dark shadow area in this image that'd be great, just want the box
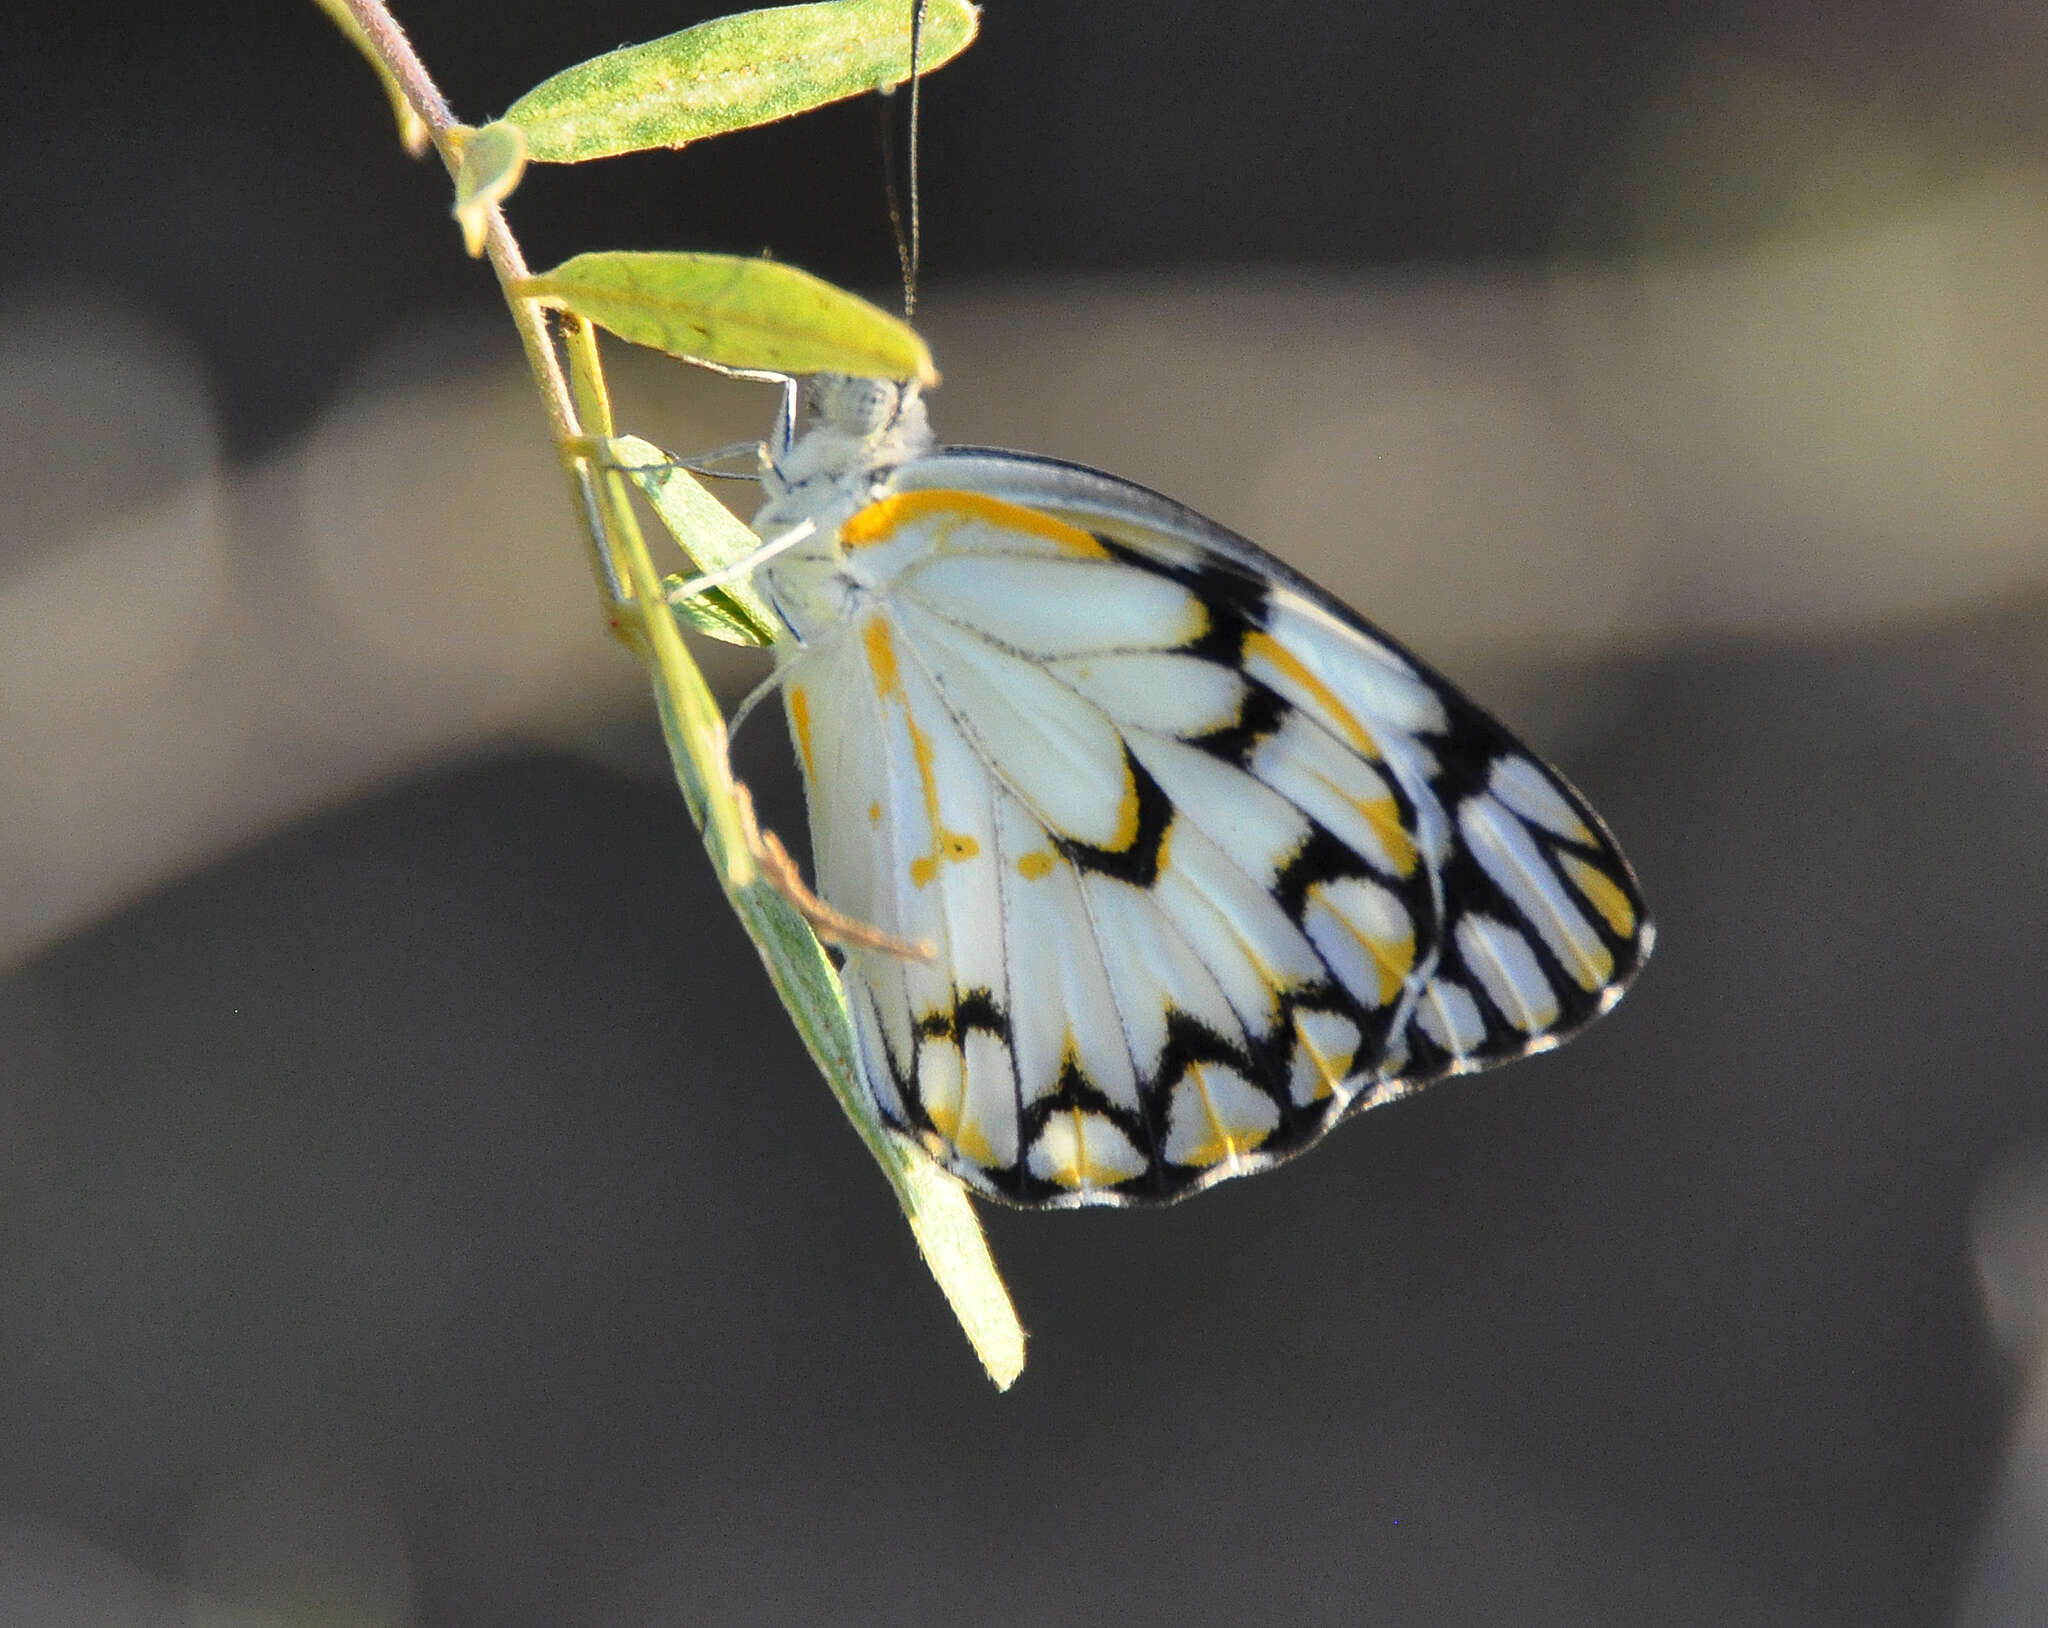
[4,598,2043,1623]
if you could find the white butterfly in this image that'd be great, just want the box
[733,374,1651,1207]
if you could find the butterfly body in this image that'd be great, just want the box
[748,377,1651,1208]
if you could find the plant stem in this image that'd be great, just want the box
[332,1,453,141]
[335,0,623,607]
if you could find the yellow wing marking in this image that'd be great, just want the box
[1557,923,1614,993]
[863,617,903,700]
[1353,792,1418,876]
[903,714,982,888]
[787,684,816,779]
[1165,1063,1283,1168]
[1244,631,1381,760]
[1182,1064,1276,1166]
[1016,849,1056,880]
[841,489,1110,559]
[1106,769,1142,853]
[916,1036,964,1154]
[1560,852,1637,940]
[924,1081,1000,1168]
[1308,881,1416,1007]
[951,1117,999,1168]
[865,612,982,890]
[1291,1012,1359,1104]
[925,1083,960,1140]
[1301,778,1420,878]
[1039,1109,1145,1189]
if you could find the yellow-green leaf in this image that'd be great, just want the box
[504,0,979,163]
[605,435,760,573]
[521,252,936,383]
[886,1130,1027,1388]
[449,121,528,256]
[667,587,779,647]
[604,434,782,647]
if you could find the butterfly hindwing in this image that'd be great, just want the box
[784,449,1649,1206]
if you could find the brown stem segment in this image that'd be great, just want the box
[334,0,618,604]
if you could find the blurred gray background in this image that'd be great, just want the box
[4,1,2048,1624]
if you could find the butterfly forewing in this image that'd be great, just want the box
[781,448,1650,1206]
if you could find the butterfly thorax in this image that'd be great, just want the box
[755,375,938,644]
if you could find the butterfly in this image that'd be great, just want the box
[734,373,1652,1208]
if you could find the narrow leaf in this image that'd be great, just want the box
[522,252,935,383]
[607,434,762,575]
[606,435,781,648]
[666,590,776,648]
[505,0,979,163]
[621,477,1025,1389]
[887,1130,1028,1388]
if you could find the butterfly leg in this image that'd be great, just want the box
[731,781,936,962]
[664,518,816,605]
[577,431,765,483]
[644,440,768,481]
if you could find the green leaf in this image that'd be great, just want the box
[449,121,528,256]
[522,252,935,383]
[504,0,980,163]
[605,434,761,574]
[666,585,780,648]
[605,435,779,647]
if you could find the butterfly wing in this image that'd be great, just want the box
[904,451,1655,1078]
[785,449,1651,1207]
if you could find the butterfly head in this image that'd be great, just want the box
[804,373,929,442]
[759,374,935,524]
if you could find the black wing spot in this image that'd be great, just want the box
[1053,749,1176,887]
[1187,676,1289,768]
[914,986,1012,1045]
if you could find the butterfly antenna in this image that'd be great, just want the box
[907,0,924,319]
[880,0,927,321]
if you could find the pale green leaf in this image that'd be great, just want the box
[606,433,762,574]
[605,435,780,648]
[886,1130,1028,1387]
[449,121,528,256]
[505,0,979,163]
[522,252,935,383]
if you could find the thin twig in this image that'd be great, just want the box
[336,0,611,605]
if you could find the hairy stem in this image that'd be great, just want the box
[334,0,621,606]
